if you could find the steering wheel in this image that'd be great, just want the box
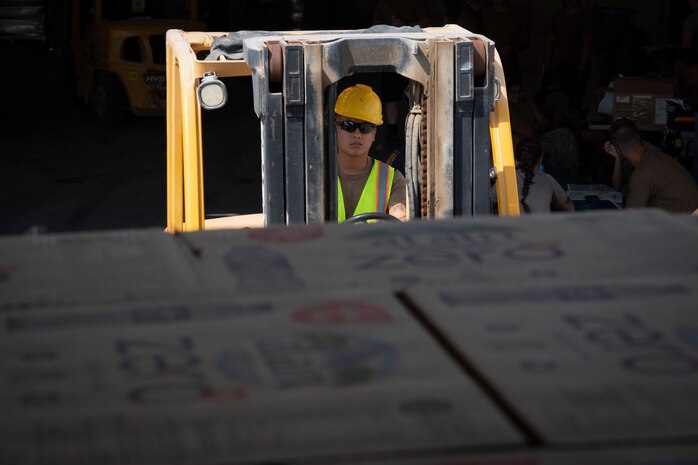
[343,212,400,224]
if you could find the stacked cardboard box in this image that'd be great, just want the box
[1,210,698,463]
[407,275,698,444]
[612,77,676,127]
[0,291,523,464]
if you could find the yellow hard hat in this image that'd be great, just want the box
[334,84,383,126]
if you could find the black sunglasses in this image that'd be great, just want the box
[336,120,376,134]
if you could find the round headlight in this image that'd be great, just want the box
[197,72,228,110]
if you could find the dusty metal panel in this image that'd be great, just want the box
[260,95,285,225]
[473,40,497,215]
[454,40,475,216]
[473,40,496,214]
[283,43,306,224]
[239,25,502,223]
[432,39,455,219]
[245,43,286,225]
[473,87,493,214]
[404,101,422,219]
[322,37,431,87]
[326,84,338,222]
[304,43,325,224]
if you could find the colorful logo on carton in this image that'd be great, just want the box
[217,332,397,388]
[224,245,305,291]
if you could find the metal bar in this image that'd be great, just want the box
[245,38,285,225]
[166,39,184,233]
[489,49,520,216]
[454,114,472,215]
[262,94,286,225]
[166,29,206,231]
[433,39,455,219]
[322,37,431,87]
[192,60,251,78]
[181,76,204,231]
[304,43,325,224]
[326,83,338,222]
[454,40,475,216]
[404,108,418,219]
[283,44,305,224]
[473,87,491,214]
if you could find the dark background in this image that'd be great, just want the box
[0,0,693,235]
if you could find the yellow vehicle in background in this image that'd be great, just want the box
[65,0,203,124]
[165,25,520,232]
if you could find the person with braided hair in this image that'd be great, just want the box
[516,140,575,214]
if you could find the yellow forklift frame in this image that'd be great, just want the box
[165,27,519,233]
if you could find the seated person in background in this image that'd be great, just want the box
[516,139,575,214]
[507,74,548,148]
[603,118,698,213]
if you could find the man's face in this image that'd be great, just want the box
[336,116,377,158]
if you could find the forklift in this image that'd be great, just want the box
[64,0,203,125]
[165,25,520,232]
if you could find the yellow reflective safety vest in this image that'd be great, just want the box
[337,159,395,222]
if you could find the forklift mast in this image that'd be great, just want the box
[166,25,519,232]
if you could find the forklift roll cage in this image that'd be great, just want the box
[166,25,519,233]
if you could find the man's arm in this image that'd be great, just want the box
[625,171,651,209]
[388,169,408,221]
[604,141,624,191]
[389,202,407,221]
[611,157,624,192]
[559,198,575,212]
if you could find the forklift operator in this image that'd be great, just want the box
[335,84,407,222]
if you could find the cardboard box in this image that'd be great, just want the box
[612,77,676,127]
[407,275,698,445]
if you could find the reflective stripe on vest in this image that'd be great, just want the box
[337,159,395,222]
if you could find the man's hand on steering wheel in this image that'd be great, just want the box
[343,212,400,224]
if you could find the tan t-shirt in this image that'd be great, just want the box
[516,168,570,213]
[338,158,407,217]
[626,150,698,213]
